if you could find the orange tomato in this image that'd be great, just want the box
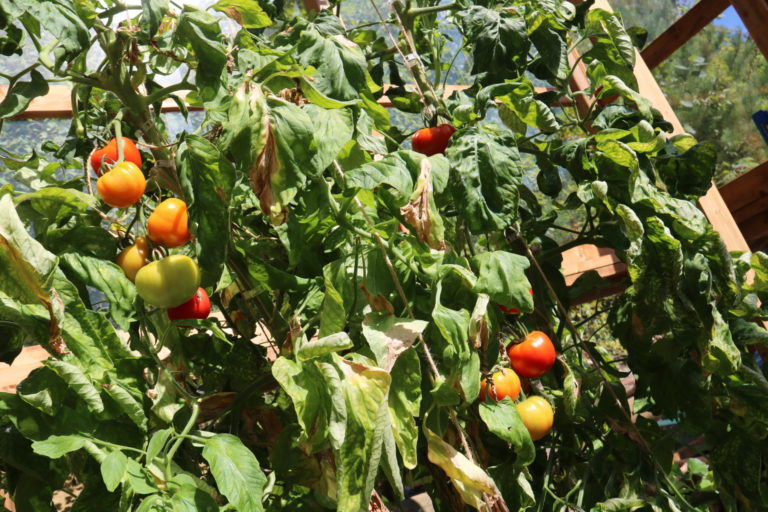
[96,161,146,208]
[115,237,149,282]
[479,368,521,402]
[516,396,554,441]
[148,198,191,248]
[90,137,142,176]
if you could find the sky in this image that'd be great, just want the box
[713,6,746,31]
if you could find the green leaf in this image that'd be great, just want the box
[446,128,521,234]
[0,194,58,304]
[703,304,740,376]
[491,81,560,132]
[655,138,717,198]
[589,9,635,68]
[32,435,87,458]
[45,359,104,413]
[101,450,128,492]
[179,135,235,287]
[472,251,532,312]
[295,29,371,102]
[124,459,158,495]
[103,380,147,431]
[25,3,89,59]
[458,6,529,83]
[335,357,391,512]
[387,348,421,469]
[202,434,267,512]
[174,7,227,101]
[479,398,535,466]
[146,428,173,463]
[59,253,137,330]
[296,332,353,361]
[16,366,64,416]
[212,0,272,29]
[306,104,354,173]
[272,356,341,451]
[344,151,416,202]
[141,0,168,38]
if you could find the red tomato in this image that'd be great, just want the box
[167,287,210,322]
[90,137,142,176]
[499,288,534,315]
[516,396,554,441]
[507,331,556,379]
[411,124,456,156]
[479,368,521,402]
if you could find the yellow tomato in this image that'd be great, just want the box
[115,237,149,282]
[516,396,554,441]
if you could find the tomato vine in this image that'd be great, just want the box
[0,0,767,511]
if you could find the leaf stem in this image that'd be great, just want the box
[165,401,200,477]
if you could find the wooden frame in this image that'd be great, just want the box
[641,0,730,70]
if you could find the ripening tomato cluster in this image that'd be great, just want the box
[92,136,209,323]
[479,330,557,441]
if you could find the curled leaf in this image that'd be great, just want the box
[400,159,446,250]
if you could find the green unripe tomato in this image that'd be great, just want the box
[135,255,201,308]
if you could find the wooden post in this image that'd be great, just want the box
[641,0,730,70]
[729,0,768,61]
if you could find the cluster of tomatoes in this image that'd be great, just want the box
[409,128,556,442]
[480,331,556,441]
[91,137,210,322]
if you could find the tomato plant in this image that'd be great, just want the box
[507,331,557,378]
[479,368,521,402]
[0,0,767,510]
[90,137,142,176]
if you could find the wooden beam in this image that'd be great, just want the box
[6,84,561,119]
[2,85,205,120]
[641,0,730,70]
[561,244,627,286]
[729,0,768,61]
[718,160,768,221]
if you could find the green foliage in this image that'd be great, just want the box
[611,0,768,185]
[0,0,767,511]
